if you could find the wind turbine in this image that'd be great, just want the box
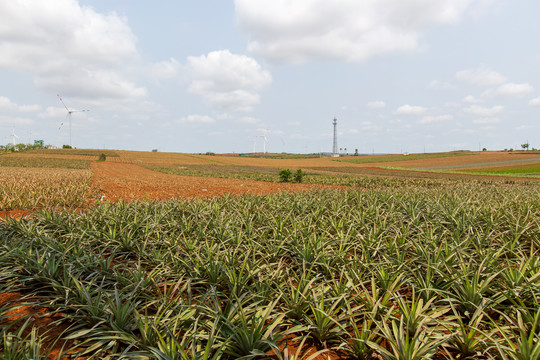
[255,135,269,153]
[262,128,270,154]
[262,133,269,154]
[250,136,257,153]
[57,94,89,147]
[11,128,19,147]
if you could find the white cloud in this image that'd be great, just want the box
[178,114,215,124]
[367,101,386,109]
[0,96,41,113]
[186,50,272,112]
[18,104,42,112]
[0,96,17,112]
[455,67,506,86]
[37,70,147,101]
[464,105,504,116]
[529,96,540,107]
[0,0,145,102]
[495,83,534,97]
[472,117,501,124]
[396,104,427,115]
[462,95,482,104]
[419,114,453,124]
[0,116,34,126]
[235,0,480,63]
[39,106,67,119]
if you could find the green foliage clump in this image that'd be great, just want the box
[293,169,304,183]
[98,153,107,161]
[280,169,304,183]
[279,168,292,182]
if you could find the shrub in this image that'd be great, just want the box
[98,153,107,161]
[279,168,292,182]
[293,169,304,183]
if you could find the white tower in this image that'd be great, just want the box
[332,117,339,157]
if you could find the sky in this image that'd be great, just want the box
[0,0,539,154]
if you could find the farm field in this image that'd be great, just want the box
[0,149,539,359]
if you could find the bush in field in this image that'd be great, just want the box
[293,169,304,183]
[280,168,304,183]
[279,168,292,182]
[98,153,107,161]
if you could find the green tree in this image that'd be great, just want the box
[293,169,304,183]
[279,169,292,182]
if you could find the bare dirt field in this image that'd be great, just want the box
[375,151,540,169]
[118,149,540,171]
[90,161,338,203]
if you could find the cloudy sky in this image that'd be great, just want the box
[0,0,539,154]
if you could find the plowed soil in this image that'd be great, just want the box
[90,161,336,202]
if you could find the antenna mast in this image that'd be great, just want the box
[332,117,338,157]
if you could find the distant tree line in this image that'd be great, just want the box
[0,142,50,153]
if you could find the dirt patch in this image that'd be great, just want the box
[376,151,540,169]
[0,209,32,219]
[0,292,76,359]
[90,161,337,203]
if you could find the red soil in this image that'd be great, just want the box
[0,209,32,219]
[89,161,336,202]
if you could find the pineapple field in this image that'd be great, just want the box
[0,149,539,359]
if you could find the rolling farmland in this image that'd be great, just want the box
[0,149,539,359]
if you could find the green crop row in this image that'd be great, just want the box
[153,165,279,183]
[153,164,509,189]
[461,164,540,177]
[0,180,539,359]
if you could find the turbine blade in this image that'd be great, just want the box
[57,94,70,112]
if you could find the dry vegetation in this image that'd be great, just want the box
[0,167,93,211]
